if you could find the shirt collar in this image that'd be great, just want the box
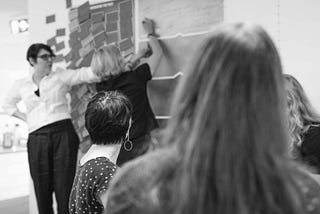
[28,67,38,89]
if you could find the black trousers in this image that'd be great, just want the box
[27,119,79,214]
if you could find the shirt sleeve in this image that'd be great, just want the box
[2,80,21,115]
[135,63,152,83]
[55,67,100,86]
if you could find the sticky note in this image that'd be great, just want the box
[66,0,72,8]
[46,14,56,24]
[47,36,56,46]
[106,31,119,44]
[56,28,66,37]
[106,22,118,32]
[55,41,65,52]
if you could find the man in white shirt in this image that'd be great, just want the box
[3,43,100,214]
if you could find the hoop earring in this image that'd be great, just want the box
[124,140,133,151]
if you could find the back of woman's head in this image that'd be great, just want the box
[85,91,132,145]
[91,45,126,80]
[284,74,320,149]
[164,23,303,214]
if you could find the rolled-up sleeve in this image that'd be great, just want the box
[2,80,21,115]
[56,67,100,86]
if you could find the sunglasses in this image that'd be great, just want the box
[37,54,56,61]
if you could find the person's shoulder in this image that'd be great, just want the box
[309,123,320,134]
[92,157,117,172]
[293,169,320,213]
[80,157,116,175]
[294,168,320,189]
[9,77,33,91]
[133,63,150,72]
[113,147,177,186]
[100,157,118,171]
[123,147,175,172]
[107,147,177,214]
[303,123,320,142]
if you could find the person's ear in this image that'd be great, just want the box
[28,57,36,66]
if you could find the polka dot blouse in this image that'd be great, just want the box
[69,157,117,214]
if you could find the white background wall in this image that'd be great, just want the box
[279,0,320,111]
[225,0,320,111]
[0,1,29,108]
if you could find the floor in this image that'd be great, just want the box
[0,149,29,213]
[0,196,28,214]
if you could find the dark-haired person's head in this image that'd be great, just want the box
[163,23,304,214]
[85,91,132,145]
[26,43,55,77]
[26,43,55,66]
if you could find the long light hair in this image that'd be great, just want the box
[162,23,304,214]
[91,44,126,80]
[284,74,320,156]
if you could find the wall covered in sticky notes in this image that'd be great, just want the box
[29,0,135,154]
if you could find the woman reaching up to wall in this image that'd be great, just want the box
[91,18,163,166]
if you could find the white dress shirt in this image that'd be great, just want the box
[3,67,100,133]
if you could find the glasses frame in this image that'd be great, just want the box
[37,54,56,61]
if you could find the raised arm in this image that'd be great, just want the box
[142,18,163,76]
[124,46,149,71]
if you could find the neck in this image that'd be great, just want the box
[32,69,45,86]
[81,143,122,165]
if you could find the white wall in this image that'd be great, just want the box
[279,0,320,112]
[0,9,29,107]
[224,0,279,42]
[225,0,320,111]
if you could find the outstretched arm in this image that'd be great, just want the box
[56,66,101,86]
[142,18,163,76]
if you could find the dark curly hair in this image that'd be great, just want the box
[85,91,132,145]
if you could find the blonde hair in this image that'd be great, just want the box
[284,74,320,157]
[91,45,126,80]
[165,23,304,214]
